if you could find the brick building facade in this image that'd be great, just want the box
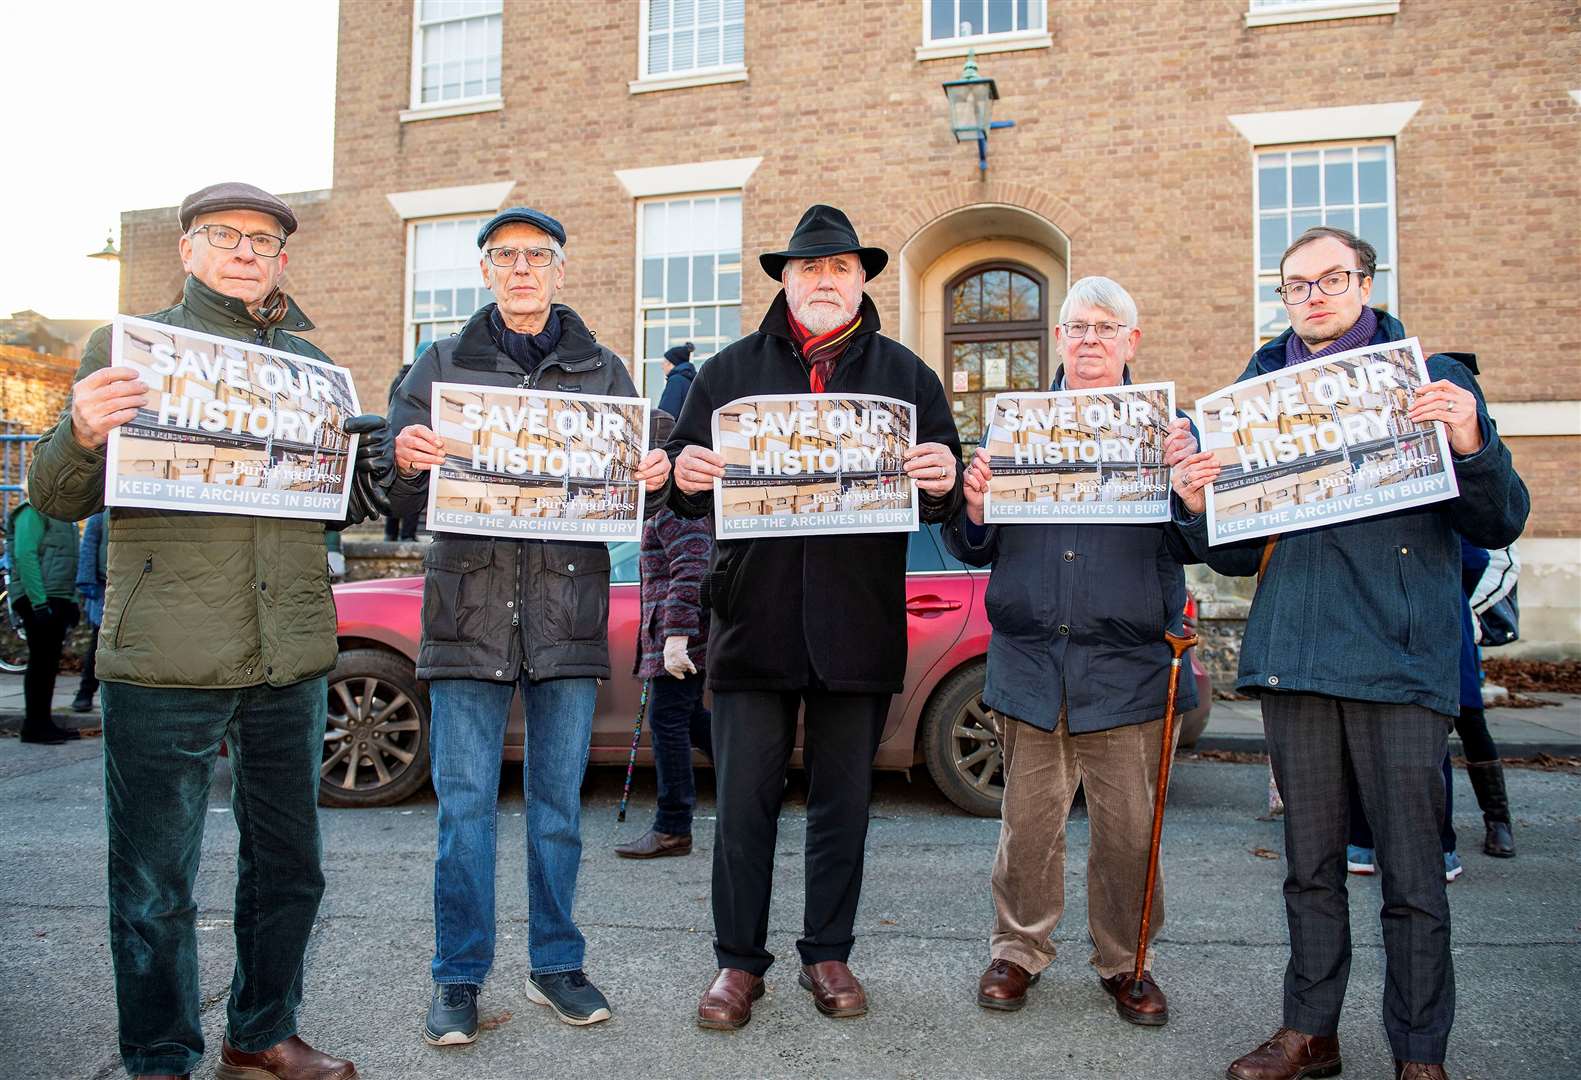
[116,0,1579,648]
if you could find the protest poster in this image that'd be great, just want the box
[425,383,648,541]
[713,393,918,539]
[1194,337,1458,546]
[105,315,361,520]
[981,381,1175,523]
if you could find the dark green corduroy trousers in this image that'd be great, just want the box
[102,677,328,1077]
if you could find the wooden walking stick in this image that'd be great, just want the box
[616,679,651,824]
[1130,629,1198,995]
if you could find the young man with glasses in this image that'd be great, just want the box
[1172,227,1528,1080]
[389,207,672,1045]
[26,181,390,1080]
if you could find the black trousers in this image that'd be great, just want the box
[1263,692,1454,1065]
[710,688,887,975]
[17,598,74,730]
[76,625,100,702]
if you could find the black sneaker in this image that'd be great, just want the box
[71,694,95,713]
[422,982,479,1046]
[526,970,612,1026]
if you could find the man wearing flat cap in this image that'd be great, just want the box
[389,207,671,1043]
[667,204,963,1029]
[28,181,386,1080]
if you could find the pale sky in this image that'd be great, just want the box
[1,1,339,320]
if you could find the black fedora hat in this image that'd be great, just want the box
[759,204,888,281]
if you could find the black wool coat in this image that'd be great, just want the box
[665,291,963,694]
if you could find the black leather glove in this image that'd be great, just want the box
[340,414,394,527]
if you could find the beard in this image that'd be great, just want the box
[792,293,859,335]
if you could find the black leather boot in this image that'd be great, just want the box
[1466,759,1515,858]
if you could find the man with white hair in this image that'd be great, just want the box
[944,276,1201,1026]
[667,204,963,1030]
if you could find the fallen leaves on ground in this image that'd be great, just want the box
[478,1011,512,1031]
[1181,749,1268,765]
[1250,848,1280,860]
[1484,658,1581,694]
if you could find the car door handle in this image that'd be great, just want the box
[906,595,962,617]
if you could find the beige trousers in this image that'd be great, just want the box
[989,713,1175,979]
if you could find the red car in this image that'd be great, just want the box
[326,524,1210,816]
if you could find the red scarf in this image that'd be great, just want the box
[787,307,861,392]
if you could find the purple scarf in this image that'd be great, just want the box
[1282,306,1378,368]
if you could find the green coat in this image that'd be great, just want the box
[26,275,339,689]
[5,503,80,603]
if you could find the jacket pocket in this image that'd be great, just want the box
[1395,545,1417,654]
[422,539,493,643]
[706,544,745,621]
[111,554,153,650]
[541,543,610,643]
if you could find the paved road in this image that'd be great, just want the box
[2,736,1577,1079]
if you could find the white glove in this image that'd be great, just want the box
[662,634,697,679]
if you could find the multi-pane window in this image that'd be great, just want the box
[1255,142,1397,341]
[637,195,742,403]
[926,0,1047,42]
[408,217,488,361]
[643,0,745,79]
[414,0,503,107]
[945,265,1047,453]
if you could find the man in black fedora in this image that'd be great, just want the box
[666,204,963,1029]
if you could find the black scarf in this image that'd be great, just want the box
[489,305,563,374]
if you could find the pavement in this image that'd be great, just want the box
[4,669,1579,755]
[1,730,1578,1079]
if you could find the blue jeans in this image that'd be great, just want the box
[647,671,708,836]
[429,674,597,985]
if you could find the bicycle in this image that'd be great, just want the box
[0,556,30,674]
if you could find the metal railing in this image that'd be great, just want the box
[0,429,42,518]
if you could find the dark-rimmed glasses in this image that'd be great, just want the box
[485,246,556,269]
[189,224,285,258]
[1276,269,1366,305]
[1061,320,1129,340]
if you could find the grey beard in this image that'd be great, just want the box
[793,298,858,335]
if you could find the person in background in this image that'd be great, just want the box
[656,341,697,420]
[616,409,712,860]
[5,486,80,744]
[1459,539,1517,857]
[71,509,108,713]
[1345,755,1461,881]
[384,359,422,542]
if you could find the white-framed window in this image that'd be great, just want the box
[405,216,489,364]
[923,0,1048,47]
[636,194,742,404]
[408,0,502,112]
[640,0,745,81]
[1245,0,1401,28]
[1254,141,1398,342]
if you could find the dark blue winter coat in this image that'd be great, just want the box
[656,359,698,419]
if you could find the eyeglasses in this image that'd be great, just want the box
[1061,321,1129,340]
[1275,269,1366,305]
[485,246,556,269]
[189,224,285,258]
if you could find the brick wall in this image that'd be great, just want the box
[0,345,76,432]
[118,0,1581,534]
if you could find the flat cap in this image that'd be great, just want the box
[476,207,567,249]
[178,182,298,235]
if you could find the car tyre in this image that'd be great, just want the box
[920,661,1004,818]
[320,647,431,808]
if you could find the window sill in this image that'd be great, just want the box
[1244,1,1399,28]
[629,67,748,95]
[915,32,1052,61]
[398,96,503,123]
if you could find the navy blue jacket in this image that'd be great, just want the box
[942,366,1199,733]
[1176,311,1529,717]
[657,359,697,419]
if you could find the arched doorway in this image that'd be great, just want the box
[943,262,1047,452]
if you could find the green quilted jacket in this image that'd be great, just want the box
[26,276,339,689]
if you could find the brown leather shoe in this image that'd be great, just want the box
[217,1035,356,1080]
[976,958,1040,1011]
[1226,1027,1341,1080]
[1100,970,1169,1026]
[614,829,692,859]
[798,960,867,1018]
[1396,1062,1448,1080]
[697,968,765,1030]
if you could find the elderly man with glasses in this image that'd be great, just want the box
[942,276,1201,1027]
[26,182,387,1080]
[1173,226,1528,1080]
[389,207,671,1045]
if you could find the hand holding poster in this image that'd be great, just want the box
[1194,337,1458,545]
[982,382,1175,523]
[106,315,362,519]
[426,383,648,541]
[713,393,918,538]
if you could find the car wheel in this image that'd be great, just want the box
[920,661,1004,818]
[320,647,430,808]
